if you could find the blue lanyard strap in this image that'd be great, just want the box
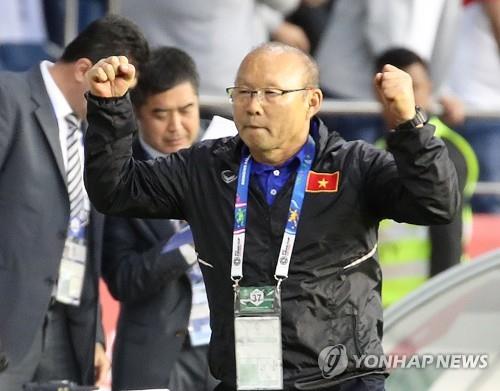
[231,136,316,283]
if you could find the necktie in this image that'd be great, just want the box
[65,113,85,223]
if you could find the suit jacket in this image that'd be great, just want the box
[102,139,195,391]
[0,66,103,384]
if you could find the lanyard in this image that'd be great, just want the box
[231,136,315,286]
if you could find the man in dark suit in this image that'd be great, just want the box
[102,47,217,391]
[0,15,149,390]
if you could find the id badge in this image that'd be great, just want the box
[234,286,283,390]
[55,239,87,306]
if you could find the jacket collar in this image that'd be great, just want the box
[313,116,344,165]
[132,137,150,161]
[211,116,339,167]
[212,134,244,166]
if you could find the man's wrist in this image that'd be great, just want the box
[394,106,428,131]
[85,91,129,103]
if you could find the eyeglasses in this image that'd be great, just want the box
[226,87,311,104]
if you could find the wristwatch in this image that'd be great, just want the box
[394,106,428,131]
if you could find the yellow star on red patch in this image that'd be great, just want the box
[318,178,329,188]
[306,171,340,193]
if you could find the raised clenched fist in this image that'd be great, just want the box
[86,55,136,98]
[374,64,417,128]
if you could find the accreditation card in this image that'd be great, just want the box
[234,286,283,390]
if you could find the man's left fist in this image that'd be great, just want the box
[374,64,416,128]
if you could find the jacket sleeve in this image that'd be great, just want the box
[429,137,468,274]
[363,124,460,224]
[84,93,190,220]
[101,215,193,303]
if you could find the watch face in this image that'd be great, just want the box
[396,107,427,130]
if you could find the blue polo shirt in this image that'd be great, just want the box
[252,143,307,206]
[251,120,319,205]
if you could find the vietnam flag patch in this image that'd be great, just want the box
[306,171,340,193]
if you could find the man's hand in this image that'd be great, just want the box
[374,64,416,128]
[94,342,110,386]
[86,55,136,98]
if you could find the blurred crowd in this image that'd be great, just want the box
[4,0,496,211]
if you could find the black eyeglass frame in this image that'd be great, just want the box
[225,87,312,102]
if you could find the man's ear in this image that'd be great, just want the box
[306,88,323,119]
[74,58,93,83]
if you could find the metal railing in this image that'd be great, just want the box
[199,95,500,118]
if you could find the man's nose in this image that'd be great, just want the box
[245,91,263,114]
[168,112,182,131]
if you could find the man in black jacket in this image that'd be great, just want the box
[102,46,217,391]
[84,43,459,390]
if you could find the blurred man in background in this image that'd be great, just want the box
[0,14,148,390]
[102,46,217,391]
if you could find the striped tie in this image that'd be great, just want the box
[65,113,84,223]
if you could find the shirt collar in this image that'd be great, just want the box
[39,61,75,123]
[138,121,207,159]
[138,134,167,159]
[252,140,308,175]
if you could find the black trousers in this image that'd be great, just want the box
[0,303,79,391]
[214,374,386,391]
[168,344,220,391]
